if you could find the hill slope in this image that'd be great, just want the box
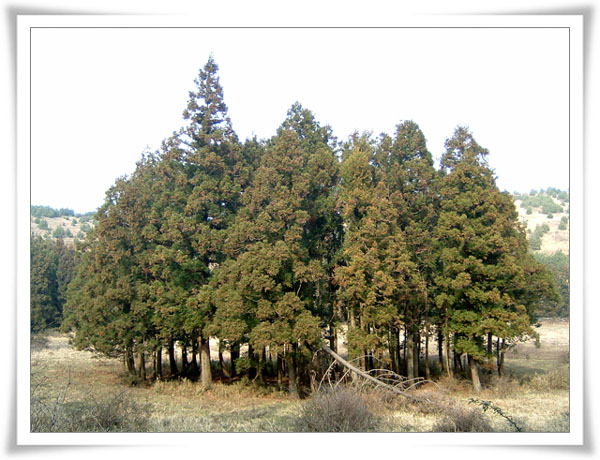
[513,189,569,255]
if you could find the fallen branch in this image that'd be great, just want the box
[321,345,418,400]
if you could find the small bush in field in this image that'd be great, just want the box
[488,375,518,399]
[297,387,377,432]
[526,368,569,391]
[431,406,492,432]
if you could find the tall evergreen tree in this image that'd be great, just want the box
[434,126,555,391]
[335,133,417,372]
[213,105,339,396]
[377,121,439,378]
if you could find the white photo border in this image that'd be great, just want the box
[17,13,584,447]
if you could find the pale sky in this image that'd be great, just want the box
[30,26,570,214]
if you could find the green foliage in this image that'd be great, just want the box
[534,251,569,317]
[558,216,568,230]
[529,223,550,251]
[529,234,542,251]
[31,205,75,219]
[38,219,49,230]
[518,192,563,215]
[435,127,555,372]
[61,57,560,396]
[52,226,66,238]
[30,236,77,332]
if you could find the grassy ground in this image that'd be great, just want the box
[30,320,570,433]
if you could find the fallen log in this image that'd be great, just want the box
[321,345,418,400]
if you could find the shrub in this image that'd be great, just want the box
[30,334,50,352]
[558,216,568,230]
[529,234,541,250]
[488,375,518,399]
[526,368,569,391]
[297,387,378,432]
[31,386,152,432]
[431,406,492,432]
[38,219,49,230]
[53,226,66,238]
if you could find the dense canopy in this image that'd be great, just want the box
[54,57,562,393]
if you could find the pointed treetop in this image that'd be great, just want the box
[441,126,489,171]
[182,55,236,147]
[277,102,335,150]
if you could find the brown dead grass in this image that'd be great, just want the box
[30,319,570,433]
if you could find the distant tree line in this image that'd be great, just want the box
[534,251,569,318]
[59,57,561,394]
[30,236,77,332]
[513,188,569,217]
[31,205,96,221]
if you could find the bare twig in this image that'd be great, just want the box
[321,345,418,400]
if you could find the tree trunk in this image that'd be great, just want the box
[248,344,257,379]
[468,354,482,393]
[277,353,283,391]
[181,342,188,376]
[125,344,136,375]
[438,329,444,370]
[230,343,240,377]
[255,347,266,384]
[444,323,453,378]
[199,335,212,388]
[413,331,420,378]
[395,328,402,375]
[138,350,146,380]
[487,332,493,356]
[406,326,415,379]
[168,338,178,377]
[219,342,231,379]
[424,331,431,380]
[498,338,506,377]
[329,324,337,353]
[190,338,199,376]
[455,351,463,374]
[389,329,398,374]
[286,345,299,398]
[155,346,162,380]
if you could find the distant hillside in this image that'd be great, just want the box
[513,188,569,255]
[30,205,96,245]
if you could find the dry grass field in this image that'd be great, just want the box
[29,319,570,433]
[30,215,93,245]
[514,197,569,255]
